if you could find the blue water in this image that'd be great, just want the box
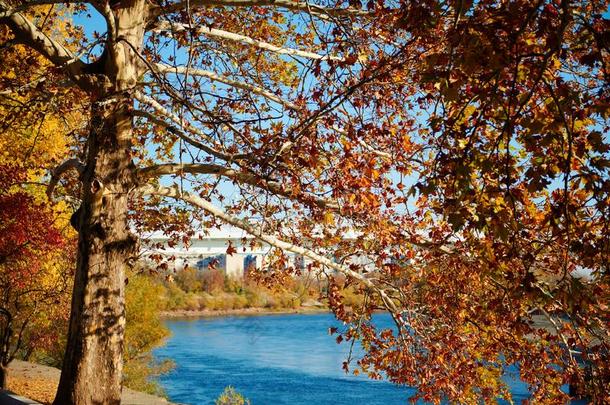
[153,313,537,404]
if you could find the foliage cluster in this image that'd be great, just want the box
[123,273,173,396]
[0,7,84,381]
[0,20,78,386]
[215,386,250,405]
[0,165,71,387]
[160,268,331,312]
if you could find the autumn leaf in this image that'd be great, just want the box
[226,242,237,256]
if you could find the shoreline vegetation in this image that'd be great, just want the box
[154,266,364,318]
[159,306,331,318]
[129,267,361,397]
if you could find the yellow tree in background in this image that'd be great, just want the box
[0,10,82,385]
[0,11,84,169]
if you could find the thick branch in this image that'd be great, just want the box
[0,1,96,90]
[151,0,372,19]
[46,158,85,200]
[152,21,342,61]
[154,63,298,110]
[138,184,399,313]
[138,163,339,210]
[131,100,247,162]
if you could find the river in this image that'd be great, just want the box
[153,313,559,404]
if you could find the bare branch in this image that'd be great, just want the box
[152,21,343,61]
[47,158,85,200]
[154,63,298,110]
[138,184,399,313]
[0,1,98,90]
[151,0,372,19]
[357,139,392,159]
[138,163,339,210]
[131,97,249,162]
[132,107,208,145]
[0,76,46,96]
[133,91,214,142]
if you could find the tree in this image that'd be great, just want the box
[0,164,67,389]
[0,0,608,404]
[123,272,171,396]
[0,11,84,174]
[0,21,79,387]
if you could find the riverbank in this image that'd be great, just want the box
[6,360,175,405]
[160,306,330,318]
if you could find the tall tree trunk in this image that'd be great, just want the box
[0,310,12,390]
[0,362,7,390]
[53,95,136,405]
[54,2,147,403]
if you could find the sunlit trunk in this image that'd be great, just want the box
[53,1,147,403]
[53,94,136,405]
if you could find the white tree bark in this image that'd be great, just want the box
[152,21,343,61]
[153,63,299,110]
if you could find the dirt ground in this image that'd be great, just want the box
[7,374,56,404]
[5,360,176,405]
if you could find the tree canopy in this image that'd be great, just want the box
[0,0,608,403]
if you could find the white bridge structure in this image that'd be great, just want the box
[141,226,307,279]
[141,226,374,279]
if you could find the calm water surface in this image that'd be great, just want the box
[153,313,533,405]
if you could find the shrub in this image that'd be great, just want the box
[175,267,202,292]
[263,294,276,308]
[163,283,188,310]
[233,294,249,309]
[276,292,301,309]
[201,293,220,310]
[201,293,246,310]
[244,285,268,308]
[215,386,250,405]
[201,268,225,293]
[225,276,244,294]
[215,294,232,310]
[124,273,172,395]
[184,293,204,310]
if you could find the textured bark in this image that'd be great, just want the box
[0,363,6,390]
[53,1,147,404]
[0,309,11,391]
[53,98,134,405]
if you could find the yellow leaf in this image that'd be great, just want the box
[323,212,335,226]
